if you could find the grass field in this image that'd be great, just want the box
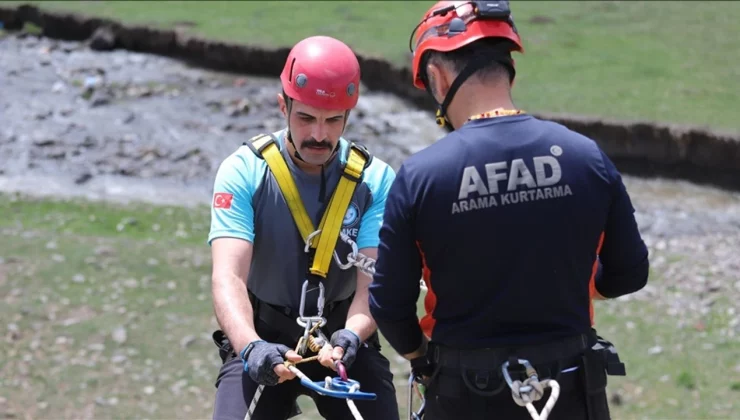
[1,194,738,420]
[2,0,740,131]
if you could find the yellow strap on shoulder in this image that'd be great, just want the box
[250,134,315,241]
[248,134,368,278]
[310,143,367,277]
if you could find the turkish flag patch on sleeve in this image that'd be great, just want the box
[213,192,234,209]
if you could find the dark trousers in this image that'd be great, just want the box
[212,344,399,420]
[423,359,611,420]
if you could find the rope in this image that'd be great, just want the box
[509,377,560,420]
[346,382,363,420]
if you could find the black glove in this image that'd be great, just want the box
[241,340,292,386]
[330,329,361,369]
[410,353,435,384]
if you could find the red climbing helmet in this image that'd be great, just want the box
[409,0,524,90]
[280,36,361,110]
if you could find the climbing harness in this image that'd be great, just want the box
[247,133,370,278]
[243,133,429,420]
[247,132,430,289]
[244,133,378,420]
[502,359,560,420]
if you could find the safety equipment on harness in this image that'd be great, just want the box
[502,358,561,420]
[244,318,377,420]
[246,132,370,278]
[409,331,624,420]
[409,1,524,130]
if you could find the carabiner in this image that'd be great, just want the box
[298,279,325,319]
[501,359,538,394]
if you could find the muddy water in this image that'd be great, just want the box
[2,33,740,243]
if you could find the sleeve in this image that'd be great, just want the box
[355,161,396,249]
[595,150,650,298]
[368,164,425,355]
[207,153,257,245]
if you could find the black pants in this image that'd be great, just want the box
[212,345,399,420]
[423,358,610,420]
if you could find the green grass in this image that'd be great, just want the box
[1,193,738,419]
[1,1,740,131]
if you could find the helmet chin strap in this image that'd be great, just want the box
[422,50,515,131]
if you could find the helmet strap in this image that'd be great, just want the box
[422,51,515,131]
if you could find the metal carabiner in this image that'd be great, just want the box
[407,372,427,420]
[298,279,326,319]
[304,230,322,253]
[501,359,539,394]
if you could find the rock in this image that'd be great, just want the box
[180,335,196,349]
[89,26,116,51]
[51,81,65,93]
[110,354,127,364]
[89,90,113,107]
[74,172,93,185]
[647,345,663,355]
[111,326,127,344]
[88,343,105,352]
[122,278,139,288]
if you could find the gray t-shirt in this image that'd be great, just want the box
[208,129,396,313]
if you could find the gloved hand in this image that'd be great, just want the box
[241,340,302,386]
[328,329,361,369]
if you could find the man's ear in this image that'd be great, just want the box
[426,62,451,104]
[277,93,287,117]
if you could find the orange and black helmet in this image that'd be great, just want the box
[410,0,523,90]
[409,1,524,129]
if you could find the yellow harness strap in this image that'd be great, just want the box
[248,133,369,278]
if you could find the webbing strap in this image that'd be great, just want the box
[250,134,315,241]
[248,133,368,278]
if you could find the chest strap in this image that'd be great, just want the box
[246,133,370,278]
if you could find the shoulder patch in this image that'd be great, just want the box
[342,202,361,228]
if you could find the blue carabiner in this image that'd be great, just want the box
[300,377,378,400]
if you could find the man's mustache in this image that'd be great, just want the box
[301,139,331,149]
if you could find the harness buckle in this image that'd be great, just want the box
[474,371,490,390]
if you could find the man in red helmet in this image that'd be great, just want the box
[208,35,399,419]
[369,1,649,419]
